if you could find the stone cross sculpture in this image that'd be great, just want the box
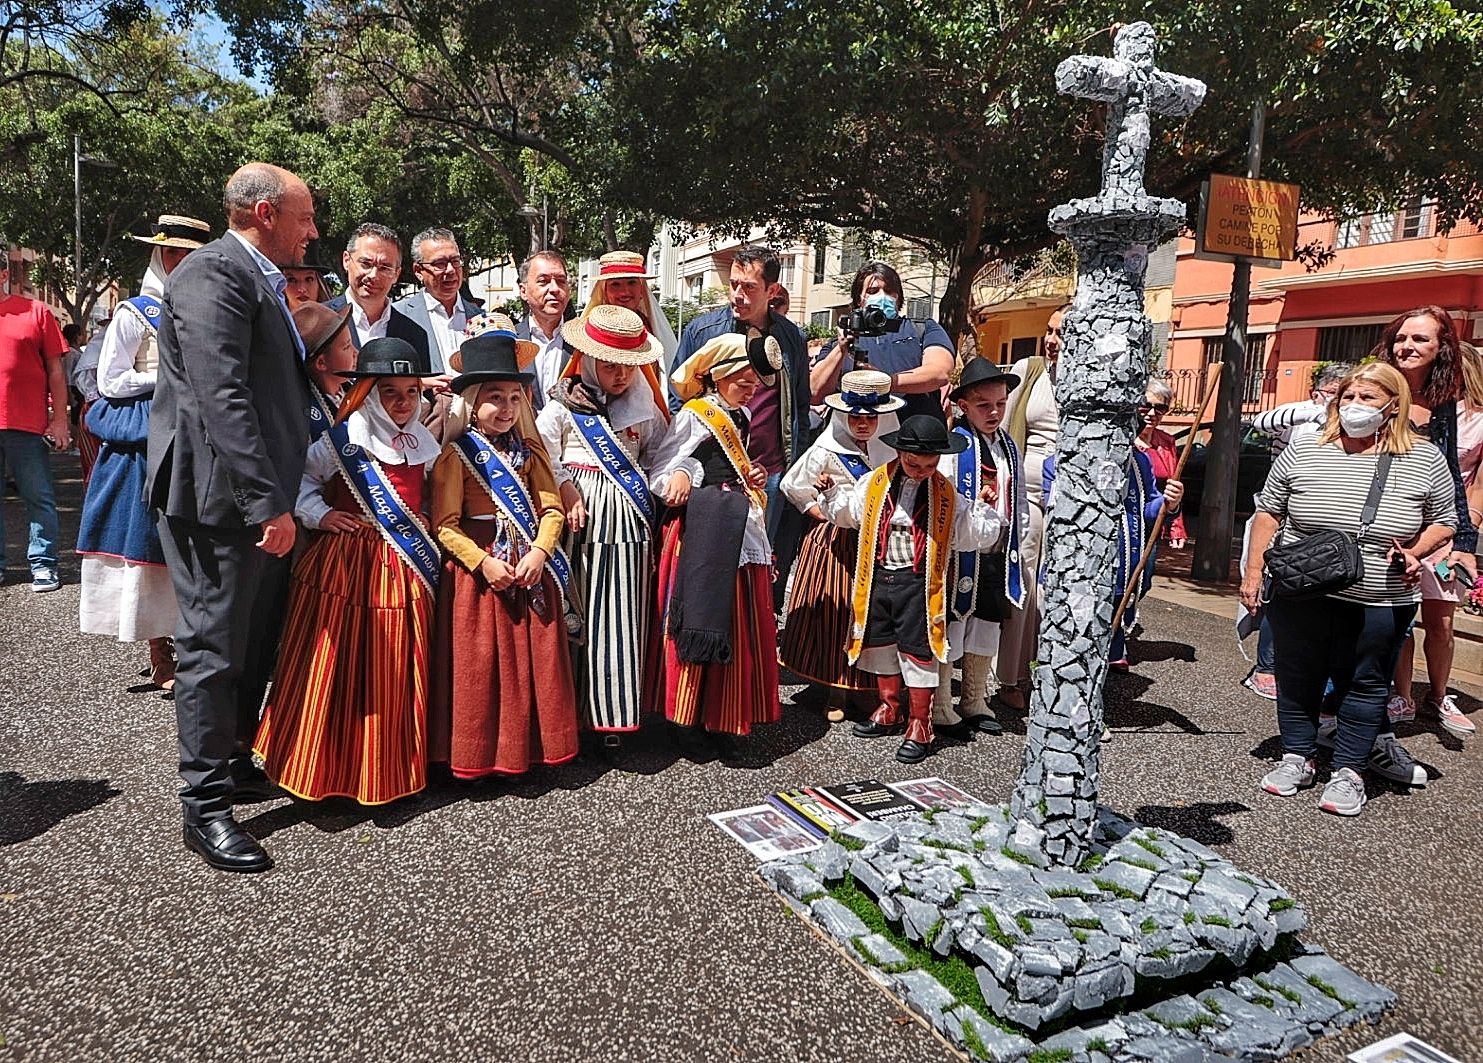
[1008,22,1206,867]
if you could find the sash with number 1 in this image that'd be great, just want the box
[571,413,656,525]
[952,426,1025,621]
[322,418,441,593]
[452,430,574,602]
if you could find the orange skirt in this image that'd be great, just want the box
[254,523,432,805]
[429,521,579,777]
[779,521,874,691]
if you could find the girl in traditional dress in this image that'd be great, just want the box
[579,250,678,409]
[778,369,901,721]
[76,214,210,690]
[254,337,440,804]
[429,325,580,777]
[535,305,667,754]
[651,333,784,754]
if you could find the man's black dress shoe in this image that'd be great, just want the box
[183,817,273,873]
[231,762,286,804]
[935,719,974,741]
[895,739,930,764]
[965,713,1005,735]
[852,719,904,739]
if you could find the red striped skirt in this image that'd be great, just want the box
[779,521,874,691]
[429,521,579,777]
[654,510,781,735]
[254,523,431,805]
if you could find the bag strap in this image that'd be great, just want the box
[1356,453,1393,540]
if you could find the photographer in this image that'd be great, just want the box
[810,261,954,423]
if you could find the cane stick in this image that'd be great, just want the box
[1110,366,1224,635]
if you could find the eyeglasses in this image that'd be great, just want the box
[352,257,399,275]
[1139,402,1170,414]
[417,256,464,274]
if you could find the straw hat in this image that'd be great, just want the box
[128,214,211,250]
[593,250,656,281]
[291,301,351,363]
[824,369,906,415]
[561,304,662,366]
[462,311,539,370]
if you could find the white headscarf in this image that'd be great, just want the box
[578,356,663,433]
[819,407,898,467]
[345,385,440,466]
[140,248,169,298]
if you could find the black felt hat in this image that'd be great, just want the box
[949,357,1020,403]
[448,332,534,392]
[880,414,970,456]
[341,336,432,379]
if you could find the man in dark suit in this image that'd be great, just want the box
[323,222,429,360]
[391,226,482,375]
[147,162,317,873]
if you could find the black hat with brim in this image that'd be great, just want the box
[448,333,534,393]
[341,336,433,379]
[949,357,1020,403]
[880,414,970,456]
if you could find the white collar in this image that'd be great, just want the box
[819,410,897,467]
[423,290,463,320]
[346,387,440,466]
[350,297,391,330]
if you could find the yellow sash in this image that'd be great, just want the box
[683,398,767,511]
[846,463,954,664]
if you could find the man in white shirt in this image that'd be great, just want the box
[392,226,482,375]
[515,250,573,408]
[325,223,429,361]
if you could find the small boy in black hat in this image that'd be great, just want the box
[936,358,1030,737]
[822,414,1006,764]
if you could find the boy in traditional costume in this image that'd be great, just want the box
[651,332,784,753]
[536,305,667,754]
[254,337,441,804]
[77,214,211,691]
[935,359,1029,736]
[823,415,1005,764]
[429,320,580,777]
[779,369,902,721]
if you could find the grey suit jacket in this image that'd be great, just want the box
[147,233,311,528]
[324,293,432,361]
[391,290,483,374]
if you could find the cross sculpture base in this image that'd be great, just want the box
[749,22,1396,1062]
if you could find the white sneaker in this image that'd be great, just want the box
[1430,695,1476,738]
[1319,767,1367,816]
[1261,754,1316,797]
[1367,733,1427,787]
[1386,695,1416,723]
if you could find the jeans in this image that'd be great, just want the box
[1256,614,1275,673]
[0,429,60,575]
[1266,595,1416,772]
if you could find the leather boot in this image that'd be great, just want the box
[148,637,177,691]
[961,653,1004,734]
[853,674,905,737]
[897,686,935,763]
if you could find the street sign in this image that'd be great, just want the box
[1194,174,1300,268]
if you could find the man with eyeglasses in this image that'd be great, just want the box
[326,223,429,360]
[393,226,482,375]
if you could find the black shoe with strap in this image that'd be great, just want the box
[852,719,904,739]
[895,739,930,764]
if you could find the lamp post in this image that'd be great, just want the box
[517,196,550,254]
[72,134,117,305]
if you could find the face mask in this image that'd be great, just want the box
[1337,402,1388,438]
[865,293,899,320]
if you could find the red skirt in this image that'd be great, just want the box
[254,523,431,805]
[779,521,873,691]
[654,510,781,735]
[429,521,578,777]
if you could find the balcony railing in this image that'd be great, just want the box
[1151,367,1280,421]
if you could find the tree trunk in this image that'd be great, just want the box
[937,242,988,349]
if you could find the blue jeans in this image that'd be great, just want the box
[0,430,60,575]
[1256,614,1275,673]
[1266,595,1416,772]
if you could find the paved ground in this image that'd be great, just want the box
[2,453,1479,1062]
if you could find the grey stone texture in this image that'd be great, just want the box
[761,804,1394,1061]
[1008,20,1208,867]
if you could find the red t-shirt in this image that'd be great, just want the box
[0,295,66,434]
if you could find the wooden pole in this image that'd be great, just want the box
[1112,365,1224,634]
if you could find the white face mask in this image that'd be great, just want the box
[1337,402,1389,438]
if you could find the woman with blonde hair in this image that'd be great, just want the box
[1241,362,1457,817]
[580,251,676,413]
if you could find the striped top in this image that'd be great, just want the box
[1258,434,1457,605]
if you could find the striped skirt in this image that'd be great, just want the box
[779,521,874,691]
[654,510,781,735]
[254,523,431,805]
[429,520,579,777]
[565,465,654,732]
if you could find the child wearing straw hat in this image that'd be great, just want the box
[534,305,668,753]
[427,322,579,778]
[649,332,785,753]
[821,415,1006,764]
[778,369,902,721]
[254,337,441,804]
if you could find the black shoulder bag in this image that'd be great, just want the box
[1264,453,1392,600]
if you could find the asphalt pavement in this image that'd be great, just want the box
[2,452,1478,1062]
